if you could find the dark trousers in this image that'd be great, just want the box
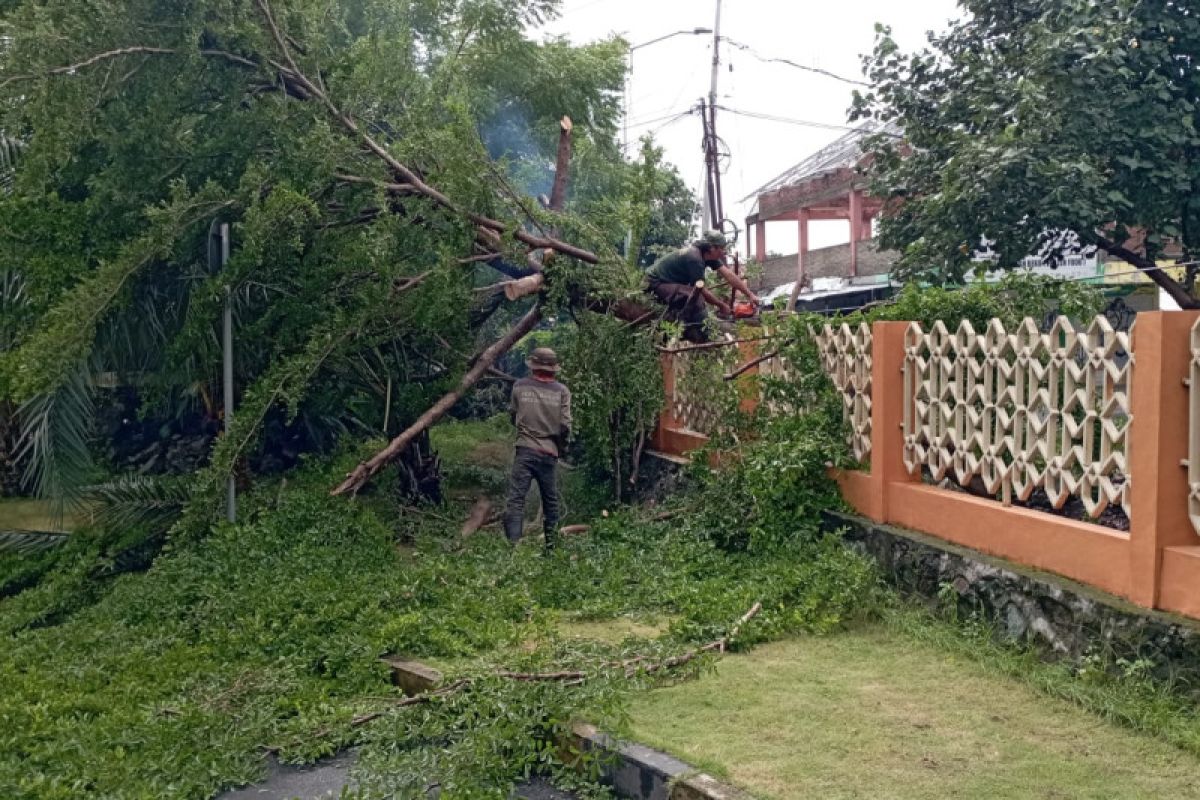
[648,281,709,343]
[503,447,561,548]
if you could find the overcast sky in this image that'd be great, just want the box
[536,0,962,253]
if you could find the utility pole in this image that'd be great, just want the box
[698,0,744,306]
[700,98,720,234]
[701,0,723,233]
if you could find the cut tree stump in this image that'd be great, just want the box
[381,656,443,697]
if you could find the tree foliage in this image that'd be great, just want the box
[853,0,1200,305]
[625,137,697,268]
[0,0,692,509]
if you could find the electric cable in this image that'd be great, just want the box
[625,108,696,132]
[719,36,870,87]
[716,105,900,136]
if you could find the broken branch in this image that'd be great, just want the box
[334,172,416,195]
[548,116,573,213]
[346,679,470,729]
[630,601,762,677]
[0,46,263,90]
[656,335,777,354]
[724,349,780,381]
[320,603,762,736]
[254,0,600,266]
[332,304,542,496]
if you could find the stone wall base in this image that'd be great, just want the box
[823,510,1200,681]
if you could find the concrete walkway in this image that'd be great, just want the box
[217,752,576,799]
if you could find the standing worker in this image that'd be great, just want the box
[645,231,761,343]
[504,347,572,552]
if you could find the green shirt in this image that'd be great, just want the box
[646,246,709,286]
[510,377,572,457]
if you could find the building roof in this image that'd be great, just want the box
[744,120,901,203]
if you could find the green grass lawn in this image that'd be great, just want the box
[629,624,1200,799]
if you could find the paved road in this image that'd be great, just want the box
[217,753,576,799]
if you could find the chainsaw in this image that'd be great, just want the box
[732,301,759,319]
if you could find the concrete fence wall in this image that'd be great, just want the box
[652,311,1200,623]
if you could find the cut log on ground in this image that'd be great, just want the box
[460,497,494,537]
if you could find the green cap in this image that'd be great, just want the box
[526,347,561,373]
[697,230,728,249]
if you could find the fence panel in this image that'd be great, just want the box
[1189,319,1200,535]
[811,323,874,463]
[902,316,1133,520]
[666,347,729,436]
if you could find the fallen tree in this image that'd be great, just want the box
[0,0,677,509]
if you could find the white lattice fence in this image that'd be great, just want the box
[810,323,873,462]
[1188,319,1200,535]
[667,348,727,435]
[902,316,1133,520]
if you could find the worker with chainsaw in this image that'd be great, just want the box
[644,230,761,343]
[504,347,571,552]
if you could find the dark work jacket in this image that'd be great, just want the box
[645,246,710,287]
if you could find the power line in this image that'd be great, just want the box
[715,105,885,135]
[625,103,698,126]
[622,110,696,150]
[625,108,696,131]
[719,37,869,87]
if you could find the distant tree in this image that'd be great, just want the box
[624,138,697,269]
[852,0,1200,307]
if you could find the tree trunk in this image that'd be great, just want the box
[394,428,442,504]
[1093,233,1200,309]
[549,117,573,213]
[332,305,542,496]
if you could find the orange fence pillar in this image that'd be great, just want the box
[1128,311,1200,608]
[837,321,916,522]
[651,352,678,453]
[872,321,919,521]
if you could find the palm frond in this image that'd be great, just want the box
[0,530,68,556]
[15,364,96,529]
[0,134,24,194]
[1,268,27,353]
[82,475,189,534]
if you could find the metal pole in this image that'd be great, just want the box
[624,48,631,155]
[221,223,236,524]
[624,46,634,260]
[701,0,723,232]
[700,133,711,232]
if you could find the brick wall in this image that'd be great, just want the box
[749,240,899,291]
